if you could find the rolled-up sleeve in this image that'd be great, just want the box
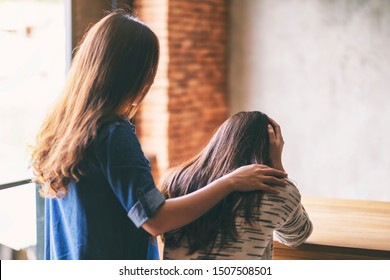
[98,120,165,228]
[128,188,165,228]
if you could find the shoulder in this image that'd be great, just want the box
[259,179,302,227]
[100,118,136,140]
[94,118,139,149]
[93,118,146,163]
[262,179,301,206]
[275,179,301,207]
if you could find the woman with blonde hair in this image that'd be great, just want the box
[31,11,288,260]
[161,111,312,259]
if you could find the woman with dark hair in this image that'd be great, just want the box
[161,111,313,259]
[30,11,288,260]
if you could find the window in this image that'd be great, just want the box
[0,0,66,259]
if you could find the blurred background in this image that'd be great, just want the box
[0,0,389,259]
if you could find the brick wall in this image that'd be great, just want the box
[135,0,170,182]
[167,0,229,165]
[136,0,229,180]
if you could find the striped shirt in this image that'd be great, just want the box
[163,179,313,260]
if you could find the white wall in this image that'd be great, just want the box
[229,0,390,201]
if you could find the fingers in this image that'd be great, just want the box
[264,168,287,178]
[268,116,283,142]
[255,165,287,178]
[259,184,280,195]
[252,164,288,194]
[268,116,279,130]
[262,175,288,187]
[267,124,275,143]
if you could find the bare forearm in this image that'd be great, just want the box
[141,164,287,236]
[142,176,233,236]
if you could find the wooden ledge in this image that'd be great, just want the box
[274,196,390,260]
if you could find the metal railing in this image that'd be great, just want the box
[0,179,32,191]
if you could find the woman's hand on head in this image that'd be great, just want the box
[223,164,288,194]
[267,117,285,172]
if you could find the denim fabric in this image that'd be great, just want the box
[45,118,165,260]
[129,188,165,228]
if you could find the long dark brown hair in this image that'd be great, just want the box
[31,10,159,197]
[160,111,271,254]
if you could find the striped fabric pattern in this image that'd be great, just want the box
[163,179,313,260]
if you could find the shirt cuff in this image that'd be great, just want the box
[128,188,165,228]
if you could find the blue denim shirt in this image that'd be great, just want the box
[44,118,165,259]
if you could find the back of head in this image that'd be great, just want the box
[161,111,270,254]
[70,9,160,118]
[32,10,159,197]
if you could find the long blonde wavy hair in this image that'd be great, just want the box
[31,10,159,197]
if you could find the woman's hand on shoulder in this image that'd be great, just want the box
[223,164,288,194]
[267,116,285,172]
